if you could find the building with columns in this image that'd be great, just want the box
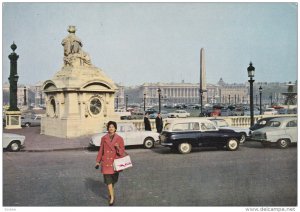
[217,78,249,104]
[140,82,219,105]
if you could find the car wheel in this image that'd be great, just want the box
[25,122,31,127]
[9,140,21,152]
[226,139,239,151]
[277,139,289,149]
[178,143,192,154]
[239,133,246,143]
[143,137,154,149]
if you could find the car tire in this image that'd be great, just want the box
[226,138,239,151]
[277,139,289,149]
[239,133,246,143]
[25,122,31,127]
[143,137,154,149]
[8,140,21,152]
[178,143,192,154]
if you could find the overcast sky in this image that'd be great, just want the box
[2,2,297,86]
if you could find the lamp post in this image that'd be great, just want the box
[158,88,161,113]
[228,95,231,104]
[24,86,27,106]
[259,86,263,115]
[143,93,146,112]
[125,95,128,111]
[247,62,255,127]
[269,94,273,106]
[116,95,119,110]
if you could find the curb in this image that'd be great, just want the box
[20,146,92,152]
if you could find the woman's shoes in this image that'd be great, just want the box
[108,196,115,206]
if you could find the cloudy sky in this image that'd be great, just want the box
[2,2,297,86]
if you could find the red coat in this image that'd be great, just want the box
[96,133,125,174]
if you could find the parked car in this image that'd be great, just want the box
[168,110,190,118]
[208,118,250,143]
[250,117,297,148]
[220,108,233,116]
[115,109,131,119]
[244,108,261,116]
[160,118,242,154]
[232,108,244,116]
[21,115,42,127]
[250,117,277,132]
[3,133,25,151]
[249,115,296,132]
[149,111,169,119]
[90,122,160,149]
[263,108,278,115]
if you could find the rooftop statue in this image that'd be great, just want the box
[62,26,92,67]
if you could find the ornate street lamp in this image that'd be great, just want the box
[143,93,146,112]
[259,86,263,115]
[247,62,255,127]
[157,88,161,113]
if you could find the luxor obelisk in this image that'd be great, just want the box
[199,48,207,115]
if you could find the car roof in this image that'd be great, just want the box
[165,117,213,124]
[267,117,297,122]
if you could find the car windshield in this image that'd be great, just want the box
[266,121,281,127]
[214,120,228,127]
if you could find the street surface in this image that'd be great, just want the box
[3,142,297,206]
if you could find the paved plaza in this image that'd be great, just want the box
[2,127,297,207]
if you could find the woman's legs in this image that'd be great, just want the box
[107,183,114,204]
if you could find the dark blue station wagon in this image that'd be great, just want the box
[160,118,242,154]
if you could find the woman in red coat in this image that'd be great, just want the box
[95,121,125,206]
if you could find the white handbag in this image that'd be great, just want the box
[113,153,133,171]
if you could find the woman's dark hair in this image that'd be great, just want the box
[107,121,117,131]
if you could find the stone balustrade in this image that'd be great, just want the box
[118,114,296,130]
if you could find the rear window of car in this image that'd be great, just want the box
[172,122,199,131]
[286,120,297,127]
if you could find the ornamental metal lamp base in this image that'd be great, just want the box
[5,111,22,129]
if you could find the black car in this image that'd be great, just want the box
[160,118,242,154]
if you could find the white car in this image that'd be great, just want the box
[208,118,250,143]
[168,110,190,118]
[250,117,297,148]
[90,122,160,149]
[263,108,278,115]
[21,115,42,127]
[3,133,25,152]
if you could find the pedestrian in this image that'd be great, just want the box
[144,112,151,131]
[95,121,125,206]
[155,112,164,133]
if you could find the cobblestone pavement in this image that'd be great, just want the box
[3,143,297,207]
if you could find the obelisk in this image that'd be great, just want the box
[200,48,207,93]
[199,48,207,115]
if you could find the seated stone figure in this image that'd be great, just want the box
[61,26,92,67]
